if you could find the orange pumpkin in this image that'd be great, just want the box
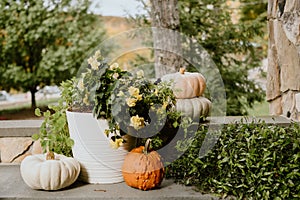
[122,139,165,191]
[161,68,206,99]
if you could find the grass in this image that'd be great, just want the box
[0,98,59,120]
[247,101,269,116]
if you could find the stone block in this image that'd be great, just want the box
[32,140,43,155]
[272,19,300,92]
[0,137,33,163]
[282,11,300,46]
[267,20,281,101]
[268,96,282,116]
[295,93,300,111]
[267,0,278,19]
[283,0,300,13]
[296,92,300,120]
[0,137,42,163]
[13,152,32,163]
[282,90,298,119]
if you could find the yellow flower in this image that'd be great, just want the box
[113,73,119,79]
[93,50,101,59]
[81,72,87,79]
[162,101,168,109]
[157,107,164,115]
[110,62,119,70]
[77,78,84,91]
[128,86,142,100]
[135,94,143,101]
[104,129,110,137]
[87,56,100,70]
[110,138,123,149]
[83,93,89,105]
[128,86,139,96]
[117,91,125,97]
[136,70,144,78]
[126,98,137,107]
[130,115,145,130]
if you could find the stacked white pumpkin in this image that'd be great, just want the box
[161,68,211,121]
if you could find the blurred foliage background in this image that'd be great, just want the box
[0,0,106,108]
[131,0,268,116]
[0,0,268,116]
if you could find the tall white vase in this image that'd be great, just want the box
[66,111,127,184]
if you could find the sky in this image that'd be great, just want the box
[90,0,147,17]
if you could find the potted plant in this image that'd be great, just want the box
[34,49,209,185]
[65,50,130,184]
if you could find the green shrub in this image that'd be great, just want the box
[166,121,300,199]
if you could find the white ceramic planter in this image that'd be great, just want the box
[66,111,127,184]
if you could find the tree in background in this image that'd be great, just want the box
[0,0,106,108]
[239,0,268,57]
[240,0,267,21]
[179,0,266,115]
[134,0,266,115]
[150,0,182,78]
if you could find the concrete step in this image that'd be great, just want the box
[0,164,219,200]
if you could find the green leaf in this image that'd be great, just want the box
[166,121,300,199]
[173,121,179,128]
[66,138,74,147]
[32,133,40,141]
[43,110,51,118]
[34,108,41,117]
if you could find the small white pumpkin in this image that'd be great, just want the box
[176,97,211,120]
[161,68,206,99]
[20,152,80,191]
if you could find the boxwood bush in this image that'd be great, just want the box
[166,121,300,199]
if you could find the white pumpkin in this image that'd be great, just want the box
[176,97,211,120]
[20,152,80,190]
[161,68,206,99]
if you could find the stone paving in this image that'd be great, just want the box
[0,165,219,200]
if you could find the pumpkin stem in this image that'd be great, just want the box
[179,68,185,74]
[46,151,55,160]
[143,139,152,155]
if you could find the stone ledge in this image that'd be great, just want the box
[0,120,42,137]
[0,165,219,200]
[0,116,292,138]
[0,116,293,164]
[206,115,292,126]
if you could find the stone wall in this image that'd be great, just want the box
[0,138,42,163]
[0,120,43,163]
[267,0,300,120]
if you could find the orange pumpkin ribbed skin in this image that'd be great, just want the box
[161,71,206,99]
[122,146,165,191]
